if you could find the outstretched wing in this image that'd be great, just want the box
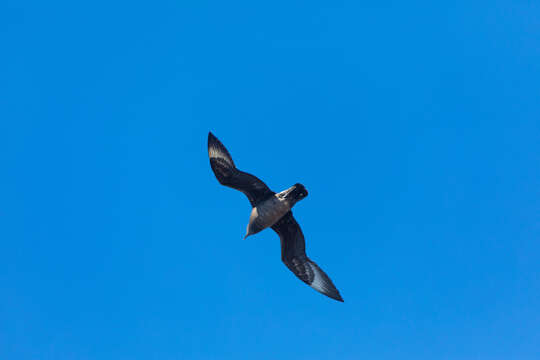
[208,132,274,207]
[271,212,344,302]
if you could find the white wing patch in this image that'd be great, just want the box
[208,143,235,168]
[308,262,329,293]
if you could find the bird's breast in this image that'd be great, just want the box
[249,196,291,231]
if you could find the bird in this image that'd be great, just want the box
[207,132,343,302]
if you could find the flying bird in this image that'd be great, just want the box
[207,132,343,302]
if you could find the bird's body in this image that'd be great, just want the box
[207,132,343,302]
[245,185,307,238]
[245,194,291,239]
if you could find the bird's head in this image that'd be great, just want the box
[279,183,308,205]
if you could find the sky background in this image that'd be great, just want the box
[2,1,540,359]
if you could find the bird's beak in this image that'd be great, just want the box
[280,185,296,198]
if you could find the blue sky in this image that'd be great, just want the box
[2,1,539,359]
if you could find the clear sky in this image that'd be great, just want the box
[2,1,539,359]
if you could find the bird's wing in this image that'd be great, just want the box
[208,132,274,207]
[271,212,343,302]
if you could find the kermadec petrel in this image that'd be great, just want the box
[207,132,343,302]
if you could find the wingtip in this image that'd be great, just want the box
[207,132,220,152]
[207,131,223,151]
[327,291,344,302]
[207,132,236,169]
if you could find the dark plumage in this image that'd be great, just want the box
[208,132,343,302]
